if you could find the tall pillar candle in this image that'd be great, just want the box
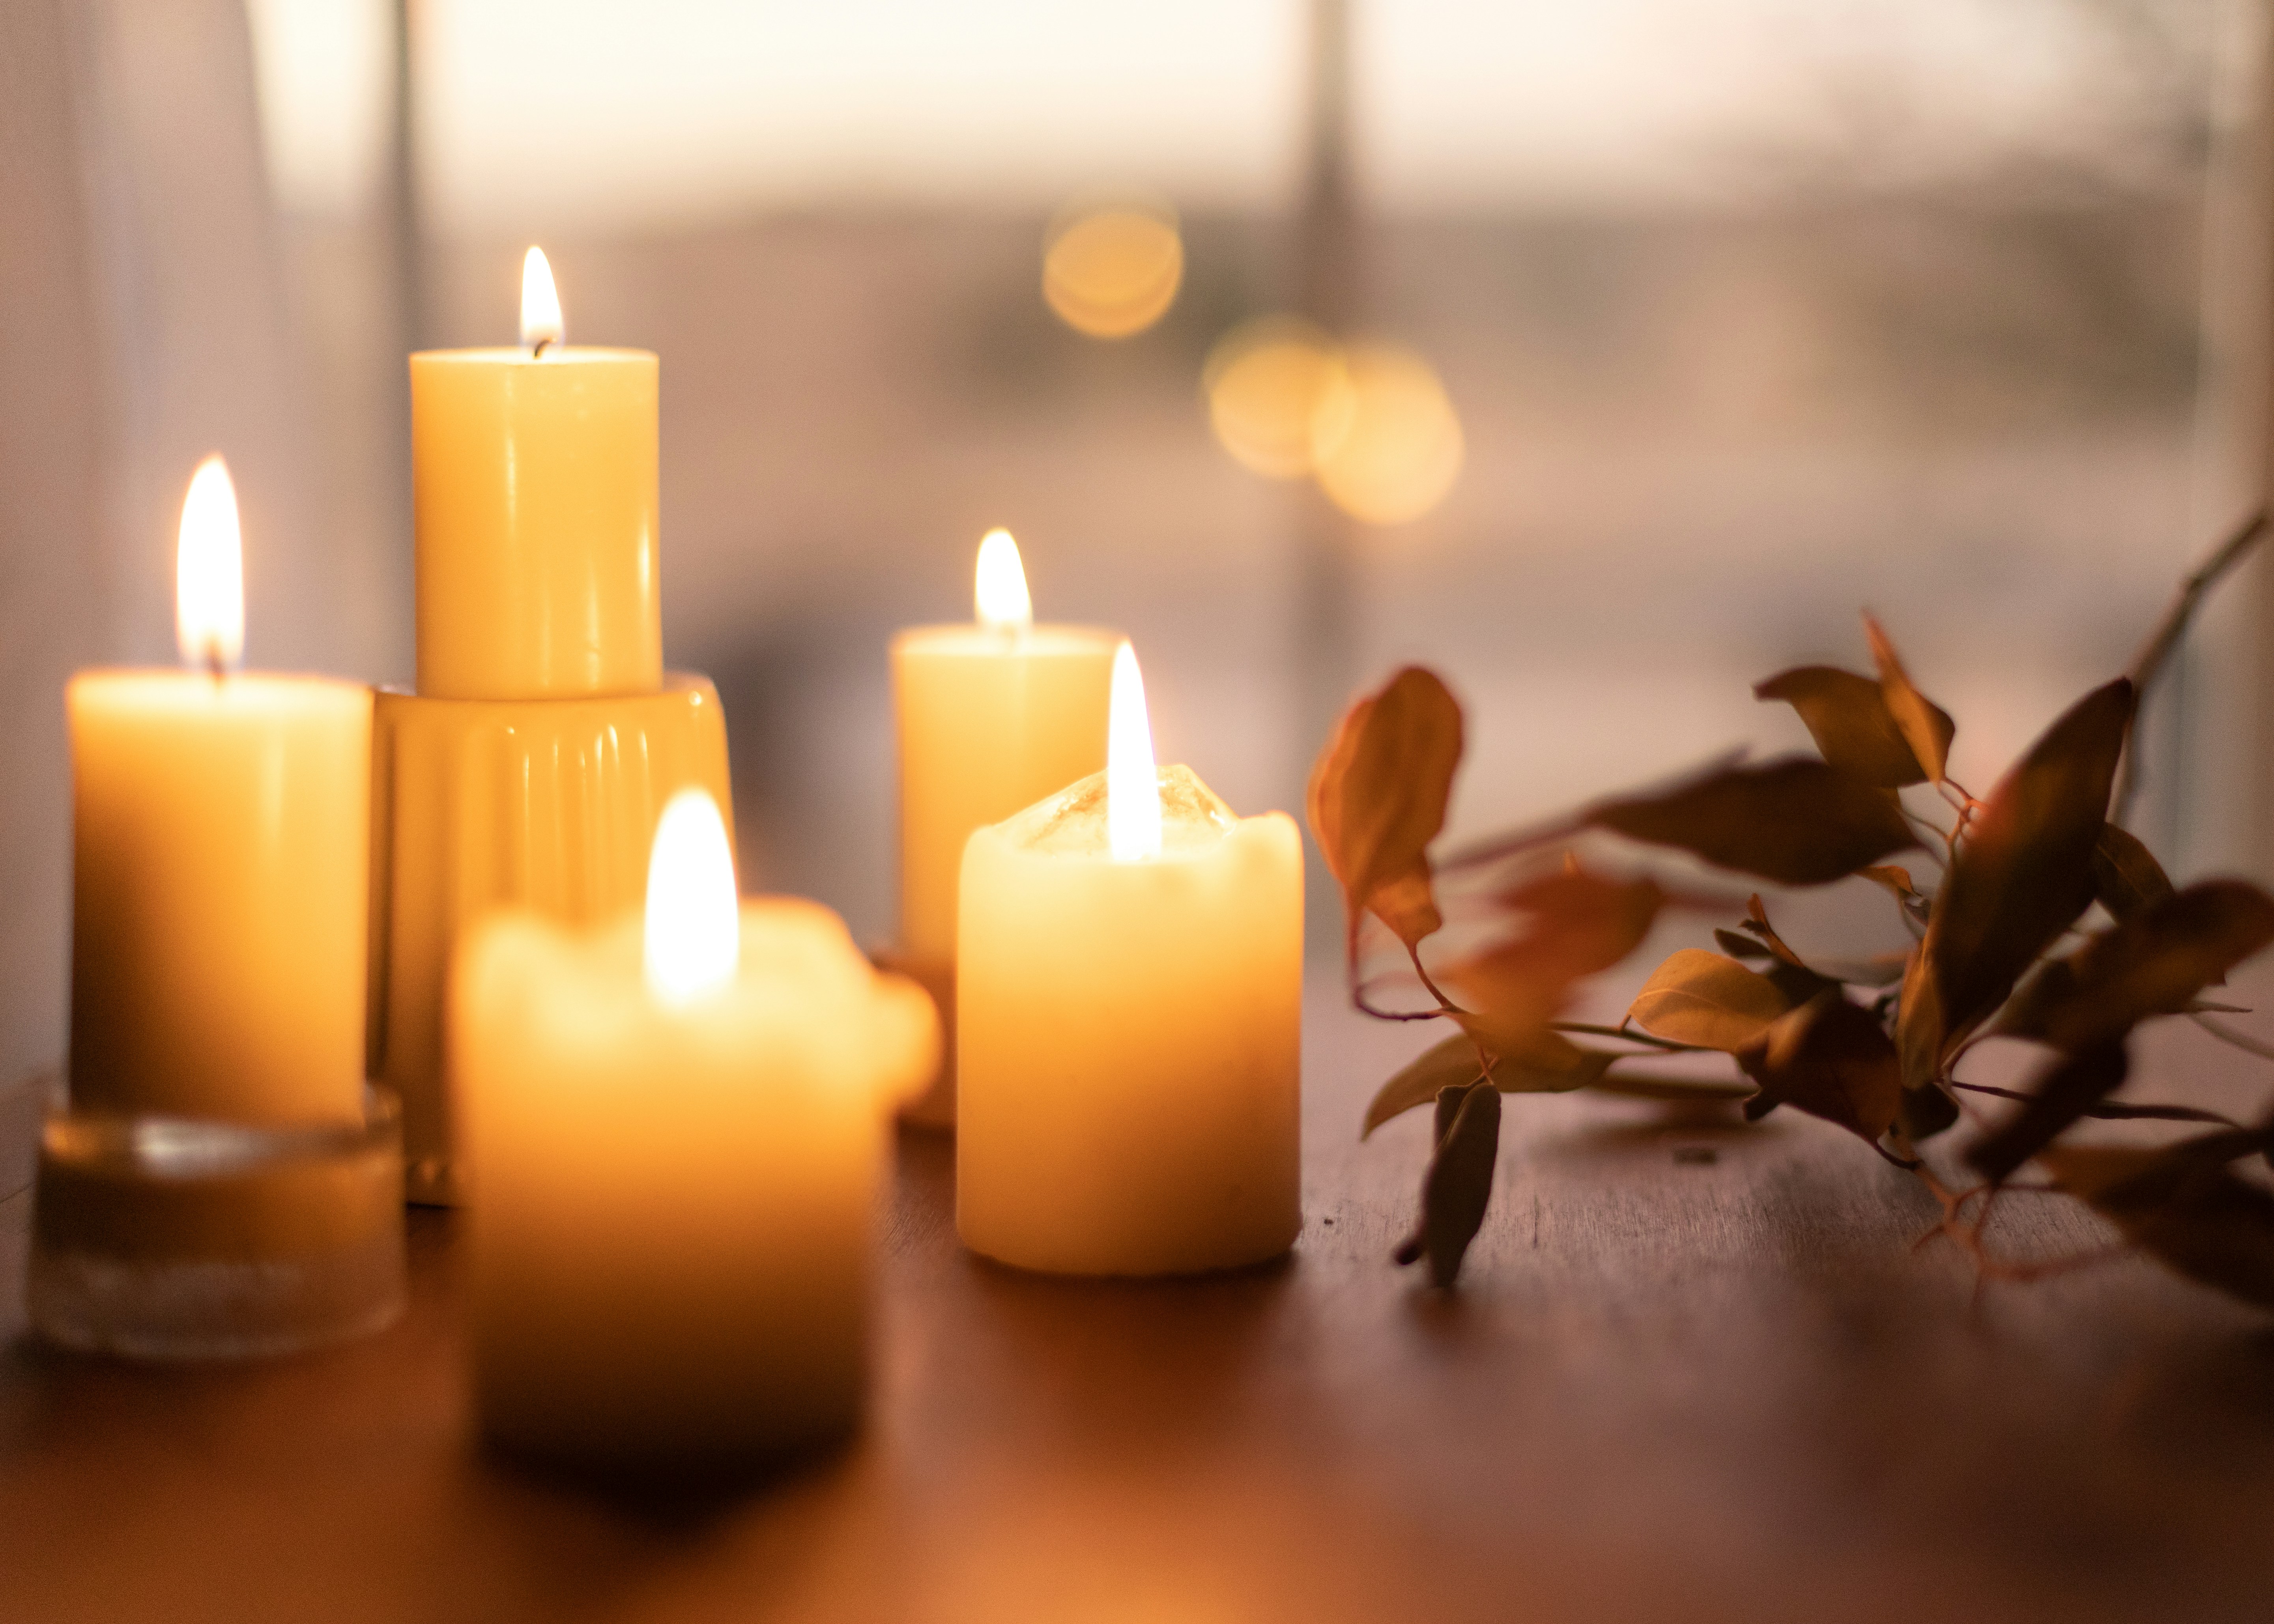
[68,457,371,1125]
[455,792,936,1464]
[956,644,1302,1275]
[410,249,660,700]
[891,530,1116,1122]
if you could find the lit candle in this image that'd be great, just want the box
[890,530,1118,1122]
[956,643,1302,1275]
[454,790,937,1465]
[409,247,660,700]
[67,457,372,1125]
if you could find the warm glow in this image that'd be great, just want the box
[643,789,739,1006]
[520,245,565,350]
[1106,641,1161,862]
[1312,343,1464,526]
[1204,318,1353,480]
[974,528,1033,631]
[1043,204,1182,340]
[176,454,245,672]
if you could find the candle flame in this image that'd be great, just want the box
[1106,641,1161,862]
[176,454,244,672]
[974,528,1032,630]
[644,789,739,1005]
[520,246,565,351]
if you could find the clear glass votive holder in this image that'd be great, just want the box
[26,1086,407,1360]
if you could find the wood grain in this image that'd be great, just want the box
[3,979,2272,1624]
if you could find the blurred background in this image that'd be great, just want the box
[6,0,2274,1077]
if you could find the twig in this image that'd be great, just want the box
[2190,1012,2274,1064]
[2114,507,2269,821]
[1950,1079,2242,1129]
[1550,1021,1709,1053]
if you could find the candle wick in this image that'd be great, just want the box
[531,337,552,359]
[204,641,226,683]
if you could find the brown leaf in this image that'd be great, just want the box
[1737,993,1903,1146]
[1627,949,1792,1051]
[1858,863,1932,928]
[1391,1080,1503,1287]
[1362,1031,1615,1138]
[1917,678,2134,1064]
[1754,665,1935,787]
[1715,927,1773,961]
[2091,822,2176,923]
[1965,1042,2130,1183]
[1993,880,2274,1052]
[1306,667,1464,951]
[1863,614,1956,785]
[1894,943,1939,1094]
[1586,758,1919,886]
[1741,895,1844,1003]
[2042,1136,2274,1310]
[1442,868,1663,1055]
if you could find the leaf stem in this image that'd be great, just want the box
[2114,506,2270,821]
[2190,1012,2274,1065]
[1550,1020,1711,1053]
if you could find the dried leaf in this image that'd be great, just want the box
[1895,944,1940,1093]
[1307,667,1464,950]
[1627,949,1791,1051]
[1586,758,1919,886]
[1715,927,1773,961]
[1754,665,1936,787]
[2042,1136,2274,1309]
[1858,864,1919,899]
[1993,881,2274,1052]
[1737,993,1903,1146]
[1362,1032,1615,1138]
[1863,614,1956,785]
[1965,1042,2130,1184]
[1917,678,2134,1061]
[1391,1080,1503,1287]
[2090,822,2176,923]
[1858,863,1931,929]
[1741,895,1844,1003]
[1442,868,1663,1055]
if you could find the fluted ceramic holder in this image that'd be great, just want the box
[27,1086,406,1360]
[367,674,732,1204]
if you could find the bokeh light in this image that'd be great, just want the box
[1042,203,1184,340]
[1202,318,1351,480]
[1310,342,1464,526]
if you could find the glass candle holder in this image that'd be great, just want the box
[27,1086,406,1360]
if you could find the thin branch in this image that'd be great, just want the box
[2190,1012,2274,1064]
[1550,1021,1710,1054]
[1950,1079,2242,1129]
[2114,506,2269,821]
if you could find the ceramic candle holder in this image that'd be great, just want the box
[26,1085,406,1360]
[366,675,733,1204]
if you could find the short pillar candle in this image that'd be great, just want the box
[455,792,937,1465]
[956,644,1302,1276]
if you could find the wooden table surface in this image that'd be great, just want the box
[4,979,2272,1624]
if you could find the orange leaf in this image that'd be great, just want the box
[1442,867,1662,1054]
[1306,667,1464,952]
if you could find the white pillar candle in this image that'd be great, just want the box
[956,643,1303,1276]
[453,791,936,1465]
